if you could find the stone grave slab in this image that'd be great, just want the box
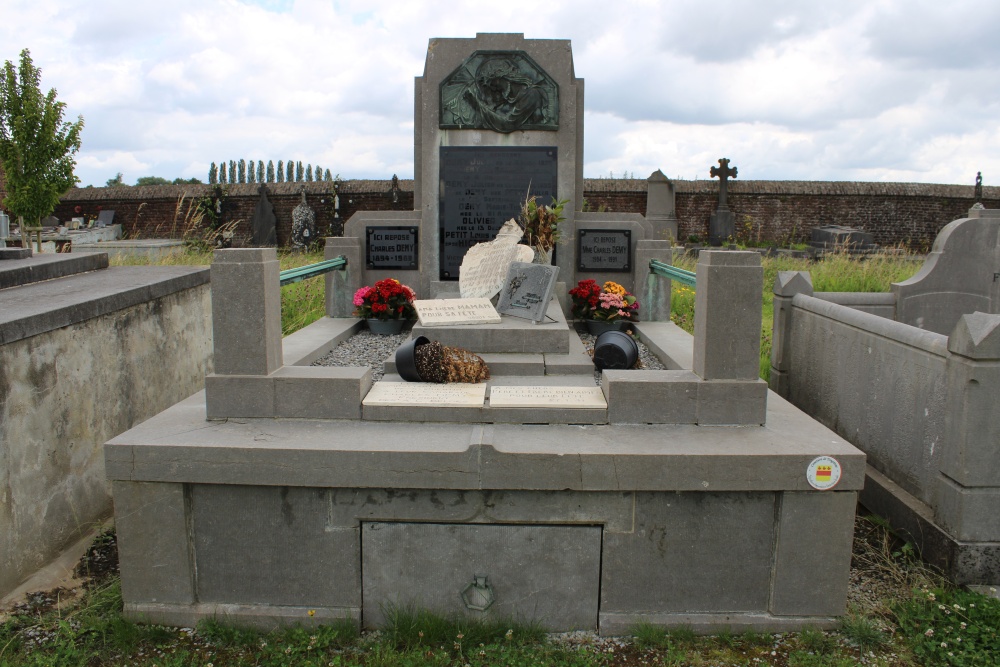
[497,261,559,323]
[489,385,606,409]
[414,298,501,326]
[96,210,116,227]
[362,381,486,407]
[459,219,533,299]
[412,299,570,354]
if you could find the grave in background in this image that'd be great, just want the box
[107,35,863,634]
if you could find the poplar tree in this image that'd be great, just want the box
[238,159,246,183]
[208,162,218,184]
[267,160,275,183]
[276,160,284,183]
[286,160,294,182]
[229,160,236,183]
[324,169,332,182]
[295,161,303,182]
[305,164,313,182]
[257,160,264,183]
[0,49,84,225]
[219,161,228,184]
[247,158,256,183]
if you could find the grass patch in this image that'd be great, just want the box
[895,586,1000,666]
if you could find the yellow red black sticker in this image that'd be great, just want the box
[806,456,841,490]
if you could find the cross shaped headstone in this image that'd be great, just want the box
[710,158,738,210]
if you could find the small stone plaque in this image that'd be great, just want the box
[489,385,607,409]
[577,229,631,272]
[367,226,418,270]
[414,298,502,326]
[459,219,533,299]
[496,262,559,323]
[363,381,486,407]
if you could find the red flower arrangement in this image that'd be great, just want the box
[352,278,417,321]
[569,279,639,322]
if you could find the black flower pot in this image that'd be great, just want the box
[593,330,639,371]
[395,335,430,382]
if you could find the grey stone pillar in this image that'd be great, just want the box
[324,237,362,318]
[210,248,282,376]
[633,239,672,322]
[769,271,813,396]
[645,170,677,242]
[693,251,763,381]
[935,312,1000,542]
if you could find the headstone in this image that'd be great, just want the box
[414,298,502,326]
[488,385,606,408]
[41,216,59,228]
[291,191,316,248]
[709,158,738,246]
[439,146,557,280]
[251,184,277,246]
[96,210,115,227]
[0,211,9,240]
[496,261,559,323]
[367,226,419,270]
[577,229,631,272]
[645,170,678,241]
[459,219,533,298]
[362,381,486,407]
[809,225,875,250]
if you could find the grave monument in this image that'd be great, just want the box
[107,35,863,635]
[709,158,737,246]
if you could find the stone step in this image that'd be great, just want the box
[0,252,109,290]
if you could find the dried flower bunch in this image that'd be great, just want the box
[352,278,416,321]
[414,341,491,384]
[518,193,567,253]
[569,279,640,322]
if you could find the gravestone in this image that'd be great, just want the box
[41,215,59,228]
[709,158,737,246]
[809,225,874,250]
[496,261,559,323]
[251,184,277,246]
[367,226,419,270]
[577,229,631,272]
[459,219,533,298]
[96,210,115,227]
[291,191,316,248]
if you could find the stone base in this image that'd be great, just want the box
[709,210,736,246]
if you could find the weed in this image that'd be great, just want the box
[838,610,888,651]
[895,586,1000,666]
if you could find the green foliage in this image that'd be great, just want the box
[208,162,218,184]
[266,159,275,183]
[895,587,1000,666]
[306,164,313,181]
[0,49,84,225]
[286,159,294,182]
[295,160,304,182]
[105,172,126,187]
[379,604,545,652]
[324,168,332,181]
[135,176,170,186]
[247,157,256,183]
[219,161,228,184]
[172,177,201,185]
[237,158,246,183]
[276,159,284,182]
[257,160,264,183]
[838,610,888,651]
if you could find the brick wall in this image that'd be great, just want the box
[47,177,1000,250]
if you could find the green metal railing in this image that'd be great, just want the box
[649,259,696,288]
[279,255,347,286]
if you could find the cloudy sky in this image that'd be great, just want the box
[2,0,997,188]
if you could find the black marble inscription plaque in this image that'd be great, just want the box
[439,146,557,280]
[577,229,631,272]
[366,226,418,270]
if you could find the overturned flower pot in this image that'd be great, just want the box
[395,336,490,383]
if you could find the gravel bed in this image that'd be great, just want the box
[312,326,665,384]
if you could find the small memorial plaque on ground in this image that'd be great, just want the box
[367,226,418,270]
[489,385,607,409]
[577,229,631,272]
[459,219,533,299]
[414,298,501,326]
[496,262,559,323]
[363,381,486,407]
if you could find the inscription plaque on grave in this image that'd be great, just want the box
[577,229,631,272]
[367,226,419,270]
[489,385,607,409]
[363,382,486,407]
[414,298,502,326]
[496,262,559,323]
[439,147,557,280]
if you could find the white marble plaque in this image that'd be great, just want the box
[459,219,534,299]
[488,385,608,409]
[363,382,487,407]
[414,298,502,326]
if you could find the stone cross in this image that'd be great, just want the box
[710,158,738,210]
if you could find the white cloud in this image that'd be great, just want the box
[1,0,997,188]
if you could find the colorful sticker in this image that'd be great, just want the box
[806,456,842,490]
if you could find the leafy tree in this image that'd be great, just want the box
[295,161,303,182]
[172,177,201,185]
[0,49,84,224]
[105,172,126,187]
[247,158,256,183]
[276,160,284,183]
[135,175,170,186]
[315,164,322,181]
[219,162,228,184]
[229,160,236,183]
[267,160,275,183]
[286,160,294,182]
[238,159,246,183]
[209,162,218,184]
[305,164,313,181]
[257,160,264,183]
[324,168,332,182]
